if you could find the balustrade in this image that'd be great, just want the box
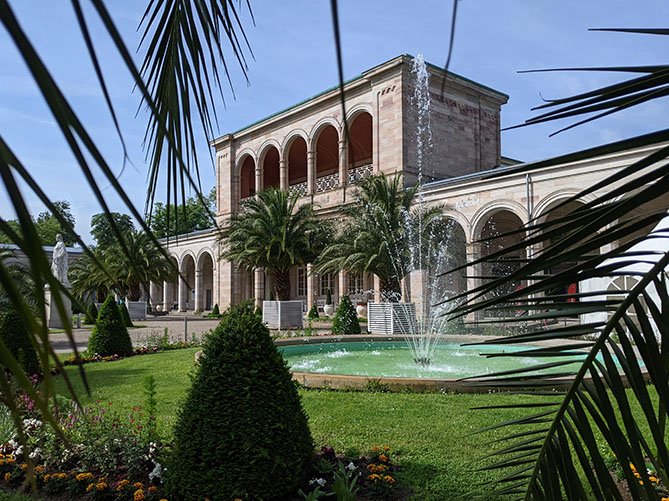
[347,163,373,184]
[315,172,339,193]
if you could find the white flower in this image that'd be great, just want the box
[148,462,163,482]
[346,462,356,471]
[308,478,327,487]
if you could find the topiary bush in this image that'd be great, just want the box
[325,288,332,305]
[166,302,313,501]
[119,302,133,328]
[87,296,133,357]
[307,304,319,320]
[84,302,98,325]
[0,311,40,376]
[332,295,361,335]
[211,303,220,316]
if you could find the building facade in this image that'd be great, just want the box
[151,55,668,316]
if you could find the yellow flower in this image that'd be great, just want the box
[134,489,146,501]
[383,446,390,452]
[96,482,107,491]
[367,473,381,482]
[649,476,659,483]
[86,483,95,492]
[379,454,388,463]
[383,475,395,484]
[4,457,14,464]
[372,446,380,453]
[34,466,44,473]
[42,474,50,482]
[4,472,10,482]
[20,463,27,470]
[134,481,144,489]
[76,472,94,481]
[148,486,158,493]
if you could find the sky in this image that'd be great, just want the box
[2,1,669,244]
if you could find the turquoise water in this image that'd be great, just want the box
[279,341,594,379]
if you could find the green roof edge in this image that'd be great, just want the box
[220,54,508,140]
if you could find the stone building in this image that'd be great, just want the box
[150,55,668,316]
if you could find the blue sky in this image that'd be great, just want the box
[2,1,669,244]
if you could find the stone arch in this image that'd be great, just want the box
[345,104,373,124]
[179,252,196,311]
[471,200,527,243]
[196,249,215,311]
[236,153,256,200]
[234,148,257,172]
[348,111,373,170]
[179,251,197,272]
[534,189,595,222]
[258,141,281,190]
[284,133,308,188]
[281,129,309,154]
[309,118,340,151]
[438,208,470,242]
[314,123,339,179]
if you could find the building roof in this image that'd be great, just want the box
[0,243,83,254]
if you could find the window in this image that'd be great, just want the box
[319,273,333,296]
[297,267,307,297]
[348,272,364,295]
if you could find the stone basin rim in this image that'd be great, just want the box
[274,334,648,393]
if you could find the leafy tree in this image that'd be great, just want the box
[87,296,133,357]
[332,295,360,335]
[0,200,76,246]
[149,188,216,238]
[316,173,443,301]
[166,302,313,500]
[307,304,319,320]
[90,212,135,248]
[68,246,110,303]
[221,188,323,300]
[0,311,40,377]
[119,302,133,328]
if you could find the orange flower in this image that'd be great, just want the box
[367,473,381,483]
[383,446,390,452]
[86,483,95,493]
[96,482,107,491]
[134,489,145,501]
[649,476,659,483]
[379,454,388,463]
[20,464,27,470]
[134,482,144,489]
[4,472,10,482]
[372,446,380,453]
[148,486,158,493]
[384,475,395,484]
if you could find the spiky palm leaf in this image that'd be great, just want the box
[316,173,445,300]
[444,29,669,500]
[220,188,322,300]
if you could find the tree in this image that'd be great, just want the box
[166,302,313,500]
[0,248,36,316]
[149,187,216,238]
[68,246,111,303]
[452,30,669,500]
[332,295,360,335]
[315,173,443,301]
[221,188,323,301]
[90,213,135,249]
[87,296,133,357]
[0,200,76,246]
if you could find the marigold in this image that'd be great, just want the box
[372,446,380,453]
[20,463,27,470]
[34,466,44,473]
[379,454,388,463]
[96,482,108,491]
[76,472,94,481]
[384,475,395,484]
[4,457,14,464]
[4,473,10,482]
[86,483,95,492]
[383,446,390,452]
[134,481,144,489]
[148,486,158,493]
[42,474,50,482]
[134,489,145,501]
[367,473,381,482]
[649,476,659,483]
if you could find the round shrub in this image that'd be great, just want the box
[84,303,97,325]
[0,311,40,376]
[119,302,133,328]
[307,304,319,320]
[166,302,313,501]
[332,295,361,335]
[211,303,220,316]
[87,296,133,357]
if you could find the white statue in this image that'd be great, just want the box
[51,234,71,288]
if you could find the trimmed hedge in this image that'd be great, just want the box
[307,304,319,320]
[211,303,220,316]
[87,297,133,357]
[120,302,133,328]
[84,303,98,325]
[332,295,361,335]
[0,311,40,376]
[166,302,313,501]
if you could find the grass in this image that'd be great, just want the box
[49,348,657,500]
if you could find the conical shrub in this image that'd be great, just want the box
[166,302,313,500]
[0,311,40,376]
[307,304,319,320]
[211,303,220,316]
[120,302,133,328]
[84,302,98,325]
[87,296,133,357]
[332,295,361,335]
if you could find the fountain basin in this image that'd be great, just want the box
[275,335,647,393]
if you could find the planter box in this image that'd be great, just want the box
[126,301,147,321]
[367,302,417,335]
[263,300,303,329]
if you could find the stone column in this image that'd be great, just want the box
[338,140,347,188]
[149,282,159,310]
[163,280,170,312]
[466,242,481,322]
[255,167,263,194]
[306,263,315,312]
[178,274,187,312]
[280,159,288,191]
[194,268,203,312]
[338,271,346,305]
[254,268,264,308]
[373,275,381,303]
[307,151,315,195]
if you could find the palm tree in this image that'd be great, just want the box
[221,188,323,301]
[446,29,669,500]
[0,248,35,316]
[69,246,110,303]
[315,173,444,301]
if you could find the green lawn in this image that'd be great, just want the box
[50,348,653,500]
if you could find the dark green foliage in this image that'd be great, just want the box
[166,302,313,501]
[307,304,319,320]
[211,303,220,316]
[326,288,332,305]
[120,302,133,328]
[332,296,361,335]
[84,303,98,325]
[0,311,40,376]
[254,306,262,318]
[87,297,132,357]
[269,290,275,301]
